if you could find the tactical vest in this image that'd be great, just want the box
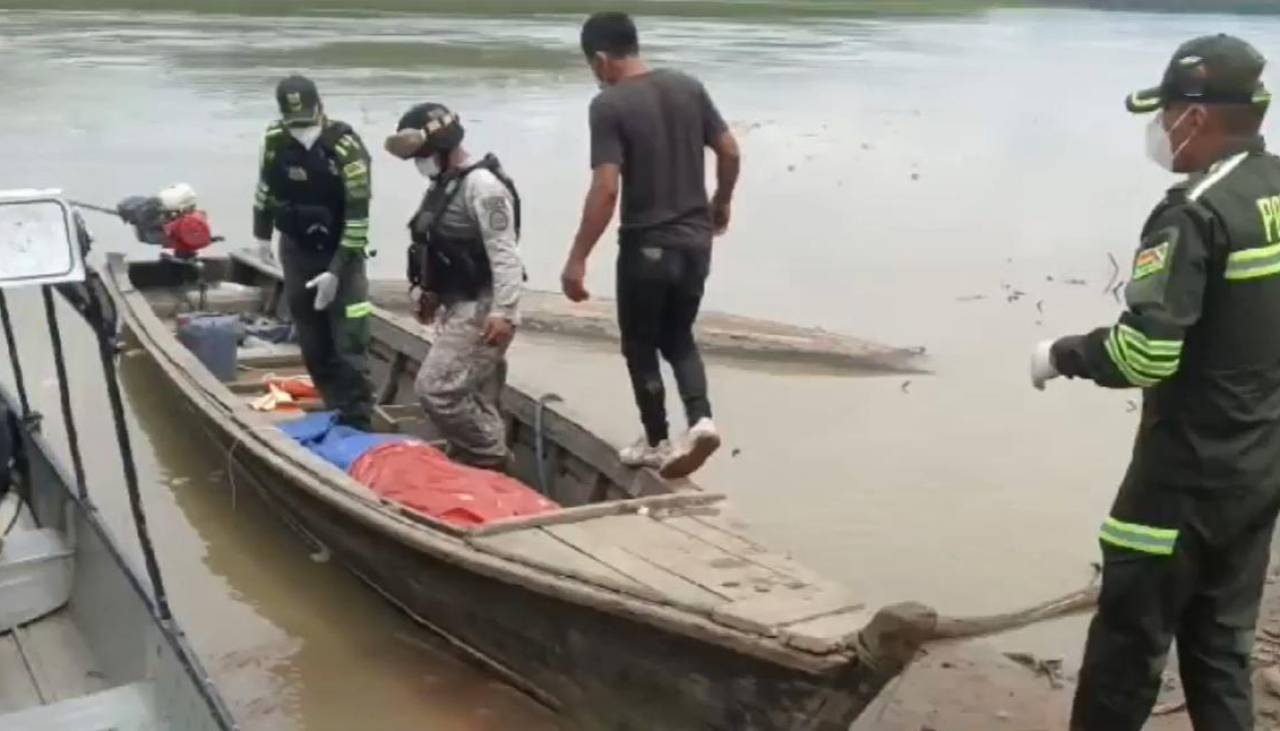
[407,154,521,302]
[267,121,354,253]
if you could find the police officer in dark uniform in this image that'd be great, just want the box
[1030,36,1280,730]
[253,74,374,429]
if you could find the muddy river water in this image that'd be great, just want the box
[2,2,1279,728]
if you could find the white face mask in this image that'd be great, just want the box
[1145,107,1195,172]
[289,124,322,150]
[414,156,440,179]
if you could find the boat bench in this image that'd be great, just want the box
[469,503,869,654]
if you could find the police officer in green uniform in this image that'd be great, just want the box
[253,75,374,429]
[1031,36,1280,730]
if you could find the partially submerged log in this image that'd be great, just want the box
[368,284,929,374]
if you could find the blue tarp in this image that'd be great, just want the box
[278,412,407,472]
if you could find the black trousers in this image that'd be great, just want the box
[616,243,712,446]
[281,236,374,429]
[1072,478,1280,731]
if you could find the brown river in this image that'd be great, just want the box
[1,1,1279,728]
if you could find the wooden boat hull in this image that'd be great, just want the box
[106,252,930,730]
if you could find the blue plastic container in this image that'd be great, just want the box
[176,314,239,382]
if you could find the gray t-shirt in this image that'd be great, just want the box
[589,69,727,247]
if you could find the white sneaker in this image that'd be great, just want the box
[619,437,671,469]
[660,418,722,479]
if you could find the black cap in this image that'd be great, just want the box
[1127,34,1271,113]
[276,74,322,126]
[384,102,464,159]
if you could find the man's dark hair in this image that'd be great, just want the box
[581,12,639,59]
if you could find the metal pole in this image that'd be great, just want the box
[83,278,172,621]
[42,287,87,500]
[0,291,33,423]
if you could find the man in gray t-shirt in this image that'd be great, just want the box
[561,12,741,479]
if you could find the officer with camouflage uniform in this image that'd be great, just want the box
[253,74,374,429]
[385,103,522,470]
[1031,36,1280,730]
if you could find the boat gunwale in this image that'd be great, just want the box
[105,253,863,674]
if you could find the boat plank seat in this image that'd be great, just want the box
[472,506,866,644]
[0,681,159,731]
[0,610,108,714]
[544,520,727,609]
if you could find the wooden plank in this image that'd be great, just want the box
[0,633,39,713]
[545,522,724,610]
[779,607,871,654]
[470,529,656,601]
[575,515,787,603]
[237,351,305,370]
[662,514,828,589]
[711,586,863,637]
[469,492,726,537]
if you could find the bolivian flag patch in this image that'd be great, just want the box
[1133,241,1170,281]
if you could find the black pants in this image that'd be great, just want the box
[281,236,373,429]
[616,243,712,446]
[1072,479,1280,731]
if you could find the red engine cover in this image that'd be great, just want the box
[162,211,212,258]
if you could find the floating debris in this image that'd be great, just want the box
[900,380,911,394]
[910,172,920,181]
[731,448,742,458]
[860,142,871,150]
[1062,277,1089,286]
[955,294,987,302]
[786,164,796,172]
[1111,280,1126,303]
[1105,252,1121,294]
[1003,652,1066,689]
[1035,300,1044,314]
[1126,400,1138,412]
[1046,275,1055,282]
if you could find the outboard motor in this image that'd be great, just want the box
[116,183,213,259]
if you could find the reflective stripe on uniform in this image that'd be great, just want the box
[342,161,368,180]
[341,219,369,249]
[345,302,373,319]
[1225,242,1280,281]
[1099,517,1178,555]
[1189,151,1250,202]
[1104,324,1182,387]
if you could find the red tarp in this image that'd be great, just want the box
[348,442,559,528]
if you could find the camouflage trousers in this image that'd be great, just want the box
[414,299,510,468]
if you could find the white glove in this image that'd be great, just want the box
[255,238,275,263]
[1030,339,1060,391]
[306,272,339,311]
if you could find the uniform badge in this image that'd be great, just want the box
[1133,241,1170,281]
[482,196,511,232]
[287,166,308,182]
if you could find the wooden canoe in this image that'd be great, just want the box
[104,251,935,731]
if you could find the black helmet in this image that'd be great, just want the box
[385,102,464,159]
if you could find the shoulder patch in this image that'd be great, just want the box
[1133,240,1170,281]
[481,195,511,232]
